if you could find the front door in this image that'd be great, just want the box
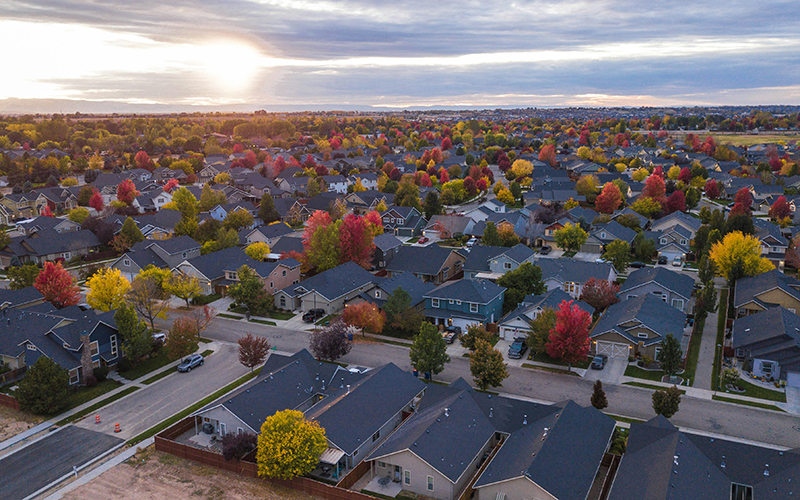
[394,466,401,481]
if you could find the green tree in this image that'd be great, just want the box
[382,287,423,336]
[258,194,279,223]
[15,356,70,415]
[497,262,546,314]
[633,232,656,261]
[602,239,631,273]
[591,380,608,410]
[652,385,682,418]
[223,208,255,232]
[256,410,327,480]
[554,222,588,252]
[307,177,321,197]
[8,263,40,290]
[201,227,239,255]
[657,334,683,379]
[409,322,450,379]
[114,303,152,364]
[470,339,509,391]
[68,207,90,224]
[164,273,203,308]
[395,176,421,210]
[423,191,443,220]
[199,184,226,211]
[120,217,144,245]
[615,213,641,232]
[170,187,198,220]
[482,221,501,246]
[529,307,556,356]
[227,265,273,316]
[461,324,494,351]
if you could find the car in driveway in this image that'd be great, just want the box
[443,326,461,344]
[672,256,683,267]
[177,354,204,372]
[508,337,528,359]
[591,354,608,369]
[630,261,646,268]
[657,255,668,265]
[539,246,552,255]
[302,308,326,323]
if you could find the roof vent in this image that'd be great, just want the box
[523,415,527,425]
[347,384,351,395]
[721,455,726,468]
[489,408,493,418]
[765,464,770,477]
[445,408,449,417]
[437,418,441,422]
[673,455,679,466]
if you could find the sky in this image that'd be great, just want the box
[1,0,800,112]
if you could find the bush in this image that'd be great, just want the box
[93,366,109,382]
[15,357,70,415]
[222,432,257,461]
[151,338,164,353]
[117,357,133,372]
[84,373,98,388]
[192,293,221,306]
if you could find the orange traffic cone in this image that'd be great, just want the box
[95,415,101,424]
[114,423,121,433]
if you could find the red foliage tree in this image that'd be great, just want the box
[769,195,791,220]
[538,144,556,167]
[233,143,244,153]
[769,156,783,171]
[643,174,666,205]
[41,205,54,217]
[579,278,620,311]
[595,182,622,214]
[338,213,376,269]
[431,148,444,164]
[163,179,180,192]
[704,179,720,199]
[365,211,383,233]
[314,164,329,177]
[730,188,752,216]
[273,156,287,174]
[546,300,592,370]
[34,261,80,308]
[89,189,104,211]
[701,136,716,157]
[652,166,664,178]
[341,302,386,334]
[440,137,452,150]
[476,178,488,191]
[415,171,432,187]
[116,179,139,205]
[437,167,450,184]
[678,167,692,184]
[464,177,478,197]
[237,334,271,372]
[468,165,482,181]
[665,190,686,214]
[134,151,152,171]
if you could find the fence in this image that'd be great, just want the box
[596,453,621,500]
[0,393,20,411]
[0,366,26,386]
[155,418,378,500]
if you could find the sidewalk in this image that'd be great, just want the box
[692,306,720,390]
[620,374,787,408]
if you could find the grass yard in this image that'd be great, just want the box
[709,133,800,147]
[529,351,591,369]
[733,378,787,403]
[217,313,243,320]
[64,379,124,413]
[142,368,176,385]
[315,314,336,326]
[268,310,295,320]
[521,363,580,376]
[681,316,705,386]
[623,381,686,394]
[248,318,277,326]
[623,365,666,382]
[713,395,785,411]
[120,349,172,381]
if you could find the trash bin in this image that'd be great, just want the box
[347,333,353,341]
[424,372,431,380]
[413,369,419,377]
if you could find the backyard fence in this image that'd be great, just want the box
[0,393,20,411]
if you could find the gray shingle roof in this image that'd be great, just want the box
[734,269,800,308]
[425,279,505,304]
[375,272,435,307]
[732,307,800,370]
[147,235,200,255]
[534,258,614,285]
[279,262,376,301]
[386,246,464,278]
[0,286,44,308]
[591,295,686,346]
[619,267,694,301]
[463,245,508,274]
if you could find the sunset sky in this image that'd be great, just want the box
[2,0,800,111]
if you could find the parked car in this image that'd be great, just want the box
[418,237,429,244]
[591,354,608,370]
[443,325,461,344]
[508,337,528,359]
[595,257,607,264]
[657,255,668,265]
[539,246,552,255]
[630,261,646,268]
[177,354,204,372]
[302,308,326,323]
[152,332,166,343]
[348,366,370,374]
[466,237,478,248]
[672,256,683,267]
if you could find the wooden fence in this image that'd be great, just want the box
[155,418,378,500]
[597,453,621,500]
[0,366,26,386]
[0,393,20,411]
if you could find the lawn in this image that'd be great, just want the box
[623,381,686,394]
[315,314,337,326]
[249,318,277,326]
[713,395,785,411]
[732,378,787,403]
[268,310,295,320]
[711,289,728,391]
[119,349,172,381]
[529,351,591,369]
[216,313,243,320]
[142,368,176,385]
[709,133,800,147]
[405,237,420,244]
[228,305,248,314]
[64,379,124,413]
[521,363,580,376]
[623,365,666,382]
[56,386,140,425]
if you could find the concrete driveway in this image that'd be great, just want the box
[785,387,800,414]
[583,357,627,385]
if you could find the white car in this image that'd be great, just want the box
[672,256,683,267]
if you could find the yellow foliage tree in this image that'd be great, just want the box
[351,178,367,192]
[61,177,78,187]
[510,159,534,178]
[667,166,681,180]
[615,163,627,173]
[496,187,515,204]
[564,198,579,209]
[709,231,774,284]
[256,410,328,480]
[631,168,650,182]
[214,172,232,185]
[87,268,131,311]
[245,241,271,261]
[164,272,203,308]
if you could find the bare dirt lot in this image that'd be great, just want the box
[63,447,319,500]
[0,405,44,442]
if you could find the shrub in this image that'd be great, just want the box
[222,432,258,461]
[93,366,109,382]
[117,357,133,372]
[192,293,221,306]
[84,373,98,388]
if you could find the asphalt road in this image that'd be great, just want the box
[0,426,122,500]
[196,316,800,449]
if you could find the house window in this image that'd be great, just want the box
[378,461,386,468]
[660,238,667,245]
[504,262,512,270]
[731,483,753,500]
[372,430,380,442]
[432,299,440,308]
[637,332,648,339]
[456,300,461,305]
[601,232,606,239]
[282,270,287,276]
[762,362,774,375]
[564,282,578,294]
[220,423,227,435]
[427,476,434,491]
[627,294,637,299]
[238,427,244,435]
[269,281,273,289]
[110,335,118,357]
[69,368,79,385]
[123,259,131,267]
[62,252,71,259]
[182,251,187,259]
[655,347,662,358]
[280,297,286,307]
[375,290,382,299]
[90,341,99,357]
[27,344,36,351]
[449,299,454,305]
[672,299,684,310]
[470,303,479,313]
[404,470,411,485]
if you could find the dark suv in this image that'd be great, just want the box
[302,309,326,323]
[508,337,528,359]
[442,326,461,344]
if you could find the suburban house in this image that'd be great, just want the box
[423,215,475,240]
[590,294,687,360]
[385,246,466,285]
[423,279,505,329]
[107,209,183,239]
[346,190,390,214]
[649,210,702,238]
[619,266,695,313]
[380,207,427,237]
[733,269,800,318]
[110,236,202,282]
[463,244,537,281]
[33,186,79,214]
[134,189,173,213]
[208,202,258,225]
[0,192,47,219]
[644,224,693,263]
[15,216,80,236]
[349,173,378,191]
[274,261,377,314]
[0,286,45,309]
[0,228,101,267]
[592,221,637,248]
[238,222,294,247]
[535,258,617,299]
[372,233,403,269]
[732,307,800,387]
[464,199,506,222]
[366,379,615,500]
[754,217,788,271]
[609,415,800,500]
[190,350,425,479]
[319,175,348,193]
[355,272,435,311]
[497,289,594,340]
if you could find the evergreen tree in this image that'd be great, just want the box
[657,333,683,379]
[482,221,501,246]
[120,217,144,245]
[423,191,442,220]
[258,194,279,223]
[15,356,70,415]
[114,303,152,364]
[591,380,608,410]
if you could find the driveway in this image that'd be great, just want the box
[785,387,800,414]
[584,357,627,385]
[0,426,122,500]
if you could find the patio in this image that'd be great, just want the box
[363,475,403,498]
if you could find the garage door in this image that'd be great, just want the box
[787,372,800,388]
[596,341,629,359]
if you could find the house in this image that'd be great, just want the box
[463,244,537,281]
[649,210,702,238]
[269,235,304,259]
[609,415,800,500]
[380,207,427,237]
[423,279,505,329]
[348,173,378,191]
[320,175,348,193]
[733,269,800,318]
[373,233,403,269]
[732,307,800,386]
[497,289,594,340]
[110,236,201,282]
[424,215,475,240]
[190,350,425,479]
[464,199,506,221]
[346,190,390,214]
[135,189,173,213]
[592,221,637,247]
[535,258,617,298]
[385,246,466,285]
[367,379,614,500]
[0,286,45,309]
[619,266,695,312]
[274,197,311,224]
[647,223,693,262]
[238,222,294,246]
[15,216,80,236]
[274,261,377,313]
[208,202,258,224]
[0,192,47,219]
[754,218,788,271]
[107,209,183,239]
[0,229,101,267]
[590,294,687,360]
[356,272,435,311]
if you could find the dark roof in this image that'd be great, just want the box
[375,272,436,307]
[147,235,200,255]
[534,258,614,285]
[732,308,800,370]
[734,269,800,308]
[619,266,695,300]
[463,245,508,274]
[13,229,100,257]
[0,308,63,359]
[373,233,402,252]
[0,286,44,308]
[591,295,686,346]
[386,246,465,277]
[181,247,286,280]
[272,236,304,255]
[278,262,376,301]
[500,289,594,326]
[425,279,505,304]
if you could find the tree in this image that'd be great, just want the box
[470,339,509,391]
[201,227,239,255]
[423,191,442,220]
[769,196,791,220]
[482,221,501,246]
[256,409,327,480]
[539,144,556,166]
[116,179,139,205]
[78,185,94,206]
[15,356,70,415]
[68,207,90,224]
[497,262,547,314]
[166,316,199,361]
[215,172,232,185]
[114,303,151,364]
[34,261,80,308]
[8,263,40,290]
[228,265,273,316]
[309,320,353,361]
[511,159,534,178]
[341,301,386,334]
[223,208,254,232]
[497,222,520,247]
[303,211,341,271]
[395,175,421,210]
[602,239,631,273]
[730,188,753,216]
[409,322,450,379]
[164,273,203,308]
[633,232,656,261]
[86,267,131,311]
[129,273,171,330]
[631,197,662,218]
[709,231,774,285]
[652,386,682,418]
[643,174,666,205]
[120,217,145,245]
[135,150,152,170]
[546,300,591,371]
[199,184,227,211]
[238,334,271,372]
[170,187,198,220]
[339,213,376,269]
[222,432,258,461]
[245,241,271,261]
[576,174,600,203]
[258,194,279,223]
[554,222,588,252]
[665,190,686,214]
[579,278,620,311]
[595,182,622,214]
[657,333,683,380]
[529,307,557,356]
[704,179,721,199]
[461,324,494,351]
[591,380,608,410]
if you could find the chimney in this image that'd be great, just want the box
[79,332,92,385]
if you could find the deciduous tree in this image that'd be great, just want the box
[114,302,152,364]
[643,174,666,206]
[68,207,90,224]
[595,182,622,214]
[223,208,255,232]
[665,190,686,214]
[166,316,199,361]
[222,432,257,462]
[529,307,556,356]
[769,196,791,220]
[546,300,591,371]
[341,301,386,334]
[704,179,721,199]
[470,339,509,391]
[86,267,131,311]
[164,273,203,308]
[554,222,588,252]
[657,333,683,379]
[245,242,271,261]
[709,231,774,285]
[497,262,547,314]
[339,213,376,269]
[238,334,271,372]
[116,179,139,205]
[120,217,144,245]
[258,194,279,223]
[309,320,353,361]
[602,239,631,273]
[228,265,273,316]
[409,322,450,379]
[579,278,620,311]
[8,263,40,290]
[34,261,80,308]
[257,410,327,480]
[129,273,171,330]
